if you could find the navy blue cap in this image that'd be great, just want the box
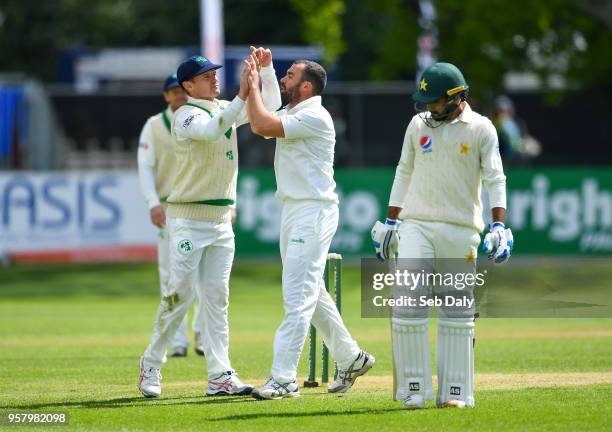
[163,73,180,91]
[176,55,222,84]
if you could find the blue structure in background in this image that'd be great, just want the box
[0,85,28,162]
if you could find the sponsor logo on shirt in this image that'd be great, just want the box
[139,142,149,150]
[183,113,201,129]
[420,135,433,153]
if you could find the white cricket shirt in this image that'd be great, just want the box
[274,96,338,204]
[388,103,506,232]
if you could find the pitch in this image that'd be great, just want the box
[1,261,611,431]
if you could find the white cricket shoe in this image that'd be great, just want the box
[328,350,375,393]
[170,346,187,357]
[139,357,161,398]
[441,399,467,408]
[404,394,425,409]
[251,377,300,400]
[206,371,254,396]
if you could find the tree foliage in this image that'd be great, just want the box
[0,0,609,98]
[435,0,612,99]
[289,0,346,65]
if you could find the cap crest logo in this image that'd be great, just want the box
[194,56,208,64]
[420,78,428,91]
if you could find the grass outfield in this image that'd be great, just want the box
[1,260,611,431]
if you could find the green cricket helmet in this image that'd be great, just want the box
[413,62,469,126]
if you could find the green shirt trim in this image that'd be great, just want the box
[185,103,233,139]
[161,110,171,133]
[167,199,235,206]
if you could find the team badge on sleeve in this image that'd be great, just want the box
[419,135,433,154]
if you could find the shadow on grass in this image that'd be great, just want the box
[208,406,406,421]
[5,395,260,410]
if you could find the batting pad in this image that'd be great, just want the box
[436,318,475,407]
[391,317,433,401]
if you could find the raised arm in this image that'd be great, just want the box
[257,47,282,112]
[236,47,281,127]
[245,56,285,137]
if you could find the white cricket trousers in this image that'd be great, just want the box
[157,225,200,349]
[272,200,360,383]
[394,219,480,407]
[143,217,235,377]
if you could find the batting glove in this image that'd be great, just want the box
[371,218,401,261]
[483,222,514,264]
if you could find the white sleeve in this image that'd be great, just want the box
[137,119,156,167]
[388,123,415,208]
[137,120,160,208]
[138,164,160,209]
[235,104,249,128]
[260,64,282,112]
[175,96,245,141]
[480,121,507,209]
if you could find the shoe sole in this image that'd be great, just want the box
[251,391,300,400]
[328,355,376,394]
[206,387,254,397]
[139,388,160,398]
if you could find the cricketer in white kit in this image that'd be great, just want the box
[372,62,513,409]
[244,51,375,400]
[137,73,204,358]
[138,52,281,398]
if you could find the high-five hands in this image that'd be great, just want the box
[250,46,272,68]
[244,53,260,89]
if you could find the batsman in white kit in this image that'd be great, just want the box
[138,52,281,398]
[137,73,204,358]
[371,62,513,409]
[245,52,374,400]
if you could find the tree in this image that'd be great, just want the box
[435,0,612,100]
[289,0,346,65]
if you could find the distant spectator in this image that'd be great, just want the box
[325,98,350,166]
[494,95,541,163]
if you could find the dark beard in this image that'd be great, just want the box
[281,85,299,106]
[281,90,290,106]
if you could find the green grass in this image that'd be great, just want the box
[1,261,611,431]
